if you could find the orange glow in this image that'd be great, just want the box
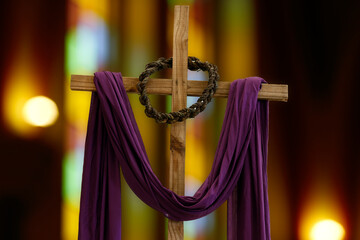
[185,120,207,182]
[72,0,109,19]
[310,219,345,240]
[2,62,39,136]
[188,20,206,60]
[299,185,346,240]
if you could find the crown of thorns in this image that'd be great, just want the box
[137,56,219,124]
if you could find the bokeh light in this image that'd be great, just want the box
[22,96,59,127]
[310,219,345,240]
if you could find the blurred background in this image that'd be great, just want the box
[0,0,359,239]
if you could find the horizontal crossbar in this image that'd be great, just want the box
[70,75,288,102]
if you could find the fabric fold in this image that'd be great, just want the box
[78,71,270,240]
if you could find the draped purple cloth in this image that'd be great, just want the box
[78,71,270,240]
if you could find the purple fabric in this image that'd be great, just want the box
[78,71,270,240]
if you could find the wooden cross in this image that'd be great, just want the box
[71,5,288,240]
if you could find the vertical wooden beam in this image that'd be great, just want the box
[168,5,189,240]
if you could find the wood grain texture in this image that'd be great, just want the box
[71,75,289,102]
[168,5,189,240]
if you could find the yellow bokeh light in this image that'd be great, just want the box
[22,96,59,127]
[298,182,347,240]
[310,219,345,240]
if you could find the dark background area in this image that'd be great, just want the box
[256,1,360,239]
[0,0,65,239]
